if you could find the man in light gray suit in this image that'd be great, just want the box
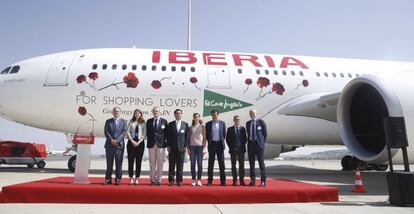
[103,107,128,185]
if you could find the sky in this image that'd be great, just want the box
[1,0,414,155]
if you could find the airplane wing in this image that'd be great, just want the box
[277,92,340,122]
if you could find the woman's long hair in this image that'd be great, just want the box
[192,113,203,126]
[131,109,145,124]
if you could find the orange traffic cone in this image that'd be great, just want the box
[352,168,366,193]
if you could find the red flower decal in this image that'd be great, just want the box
[243,78,253,93]
[272,83,285,95]
[123,72,139,88]
[190,77,198,84]
[189,77,201,91]
[78,106,87,116]
[302,79,309,87]
[76,75,86,84]
[257,77,270,88]
[151,80,162,89]
[88,72,98,81]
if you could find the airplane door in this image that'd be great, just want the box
[44,54,76,86]
[206,65,231,89]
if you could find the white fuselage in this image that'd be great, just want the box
[1,48,414,150]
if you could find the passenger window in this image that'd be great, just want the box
[142,65,147,71]
[152,65,157,71]
[348,73,352,78]
[171,66,176,71]
[181,66,185,72]
[356,74,359,77]
[265,70,269,75]
[102,64,107,70]
[273,70,278,75]
[132,65,137,70]
[238,68,242,74]
[92,64,98,70]
[9,66,20,74]
[340,73,344,78]
[112,64,117,70]
[1,66,11,74]
[122,64,127,70]
[332,73,336,78]
[161,66,166,71]
[316,72,320,77]
[291,71,295,76]
[299,71,304,76]
[282,70,287,76]
[191,67,195,72]
[324,72,328,77]
[256,69,260,74]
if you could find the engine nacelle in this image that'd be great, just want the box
[337,72,414,164]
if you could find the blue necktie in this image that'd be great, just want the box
[236,127,240,146]
[252,121,256,140]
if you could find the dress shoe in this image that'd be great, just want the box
[248,182,255,186]
[103,179,112,185]
[259,181,266,187]
[220,182,226,186]
[150,182,156,186]
[115,179,121,185]
[168,181,174,186]
[177,182,182,186]
[207,182,213,186]
[156,181,161,186]
[240,181,246,186]
[232,181,237,186]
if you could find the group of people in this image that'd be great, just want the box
[103,106,267,187]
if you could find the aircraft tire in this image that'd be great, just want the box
[68,155,76,172]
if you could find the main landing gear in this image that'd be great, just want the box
[341,155,388,171]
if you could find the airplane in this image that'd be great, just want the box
[1,48,413,172]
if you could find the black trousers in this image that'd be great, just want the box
[105,147,124,180]
[127,140,145,178]
[230,149,245,182]
[248,140,266,183]
[168,150,185,183]
[207,142,226,184]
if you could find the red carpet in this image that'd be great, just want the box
[0,177,338,204]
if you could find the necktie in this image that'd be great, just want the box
[154,118,158,129]
[236,127,240,146]
[252,121,256,140]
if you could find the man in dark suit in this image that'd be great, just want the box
[226,115,247,186]
[166,109,189,186]
[246,109,267,187]
[103,107,128,185]
[205,109,227,186]
[146,107,168,185]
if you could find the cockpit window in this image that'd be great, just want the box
[1,66,11,74]
[9,65,20,74]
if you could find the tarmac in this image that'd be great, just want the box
[1,157,413,214]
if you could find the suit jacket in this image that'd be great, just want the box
[104,118,128,150]
[166,121,189,152]
[246,119,267,150]
[146,117,168,148]
[226,125,247,153]
[205,120,226,151]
